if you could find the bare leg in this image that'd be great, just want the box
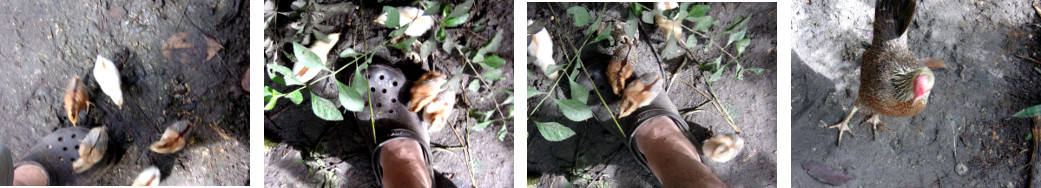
[865,114,882,140]
[634,116,725,188]
[826,106,859,145]
[12,164,46,186]
[379,139,431,188]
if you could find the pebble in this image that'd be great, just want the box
[955,163,968,175]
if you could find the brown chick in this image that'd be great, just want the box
[149,120,192,154]
[828,0,937,145]
[619,74,663,117]
[702,134,745,163]
[607,44,636,95]
[408,71,446,112]
[73,126,108,173]
[654,14,686,46]
[64,77,90,126]
[423,90,456,132]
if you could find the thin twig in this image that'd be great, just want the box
[678,77,740,133]
[456,47,509,124]
[450,120,479,187]
[1016,54,1041,65]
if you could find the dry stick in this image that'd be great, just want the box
[1032,116,1041,187]
[450,119,479,187]
[677,77,740,134]
[456,48,509,129]
[1016,54,1041,65]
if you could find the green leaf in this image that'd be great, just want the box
[566,6,592,27]
[1014,104,1041,117]
[483,55,507,68]
[725,15,750,32]
[420,40,437,61]
[448,0,473,18]
[442,38,457,52]
[468,80,480,92]
[286,90,304,104]
[482,68,504,81]
[381,6,399,27]
[472,30,504,63]
[389,25,408,37]
[689,5,710,18]
[336,80,365,112]
[694,16,715,32]
[735,38,752,56]
[589,23,614,44]
[584,16,602,35]
[631,3,643,17]
[351,67,370,94]
[534,121,575,141]
[569,79,589,103]
[497,125,509,141]
[554,99,593,121]
[436,26,447,41]
[389,37,416,51]
[641,11,654,24]
[267,63,304,85]
[1034,67,1041,75]
[310,93,343,121]
[624,18,638,41]
[445,14,469,27]
[339,48,360,58]
[292,42,329,71]
[661,39,683,58]
[707,56,725,82]
[727,27,746,46]
[527,86,546,99]
[422,1,445,15]
[264,86,282,110]
[685,35,698,48]
[472,121,492,131]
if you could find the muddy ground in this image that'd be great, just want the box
[0,0,250,186]
[263,0,514,187]
[527,2,777,187]
[792,0,1041,187]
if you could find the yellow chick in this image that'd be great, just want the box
[64,77,90,125]
[654,14,685,46]
[149,120,191,154]
[607,44,635,95]
[619,75,663,117]
[374,7,434,37]
[131,166,161,186]
[292,33,340,83]
[408,71,447,112]
[702,134,745,162]
[423,90,456,132]
[73,126,108,173]
[93,55,123,108]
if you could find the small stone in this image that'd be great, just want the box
[955,163,968,175]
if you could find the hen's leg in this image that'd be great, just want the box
[826,106,858,145]
[866,114,882,140]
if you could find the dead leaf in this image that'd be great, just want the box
[922,58,945,70]
[801,160,853,186]
[161,31,223,64]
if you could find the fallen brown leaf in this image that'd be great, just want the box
[161,31,223,64]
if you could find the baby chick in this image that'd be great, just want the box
[292,33,340,83]
[408,71,447,112]
[73,126,108,173]
[527,27,558,80]
[423,90,456,132]
[131,166,161,186]
[607,44,635,95]
[93,55,123,108]
[374,7,434,37]
[702,134,745,163]
[618,74,663,117]
[149,120,192,154]
[654,2,679,11]
[64,76,90,125]
[654,14,685,46]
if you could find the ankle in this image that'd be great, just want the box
[13,163,47,186]
[379,139,431,188]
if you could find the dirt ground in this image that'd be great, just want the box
[792,0,1041,187]
[0,0,250,186]
[526,2,777,187]
[263,0,514,187]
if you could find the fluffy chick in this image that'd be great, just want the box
[423,90,456,132]
[607,44,635,95]
[702,134,745,162]
[131,166,161,186]
[619,74,663,117]
[93,55,123,108]
[149,120,192,154]
[73,126,108,173]
[408,71,447,112]
[64,76,90,125]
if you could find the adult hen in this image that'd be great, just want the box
[828,0,941,145]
